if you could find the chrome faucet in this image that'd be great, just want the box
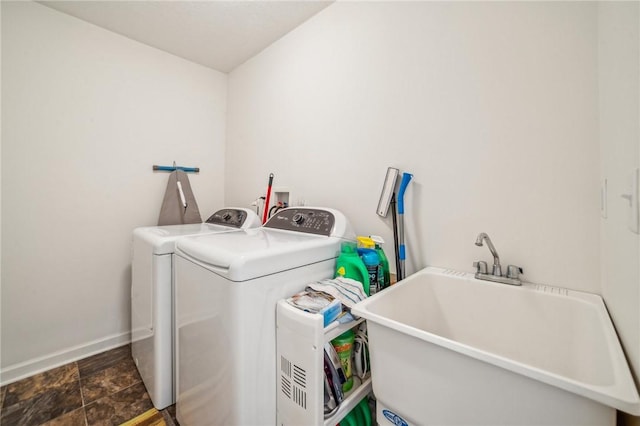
[475,232,501,276]
[473,232,523,286]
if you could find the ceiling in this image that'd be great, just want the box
[38,1,333,73]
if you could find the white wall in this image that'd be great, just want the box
[598,0,640,402]
[1,2,227,383]
[227,2,600,292]
[0,1,3,385]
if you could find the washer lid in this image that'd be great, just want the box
[133,208,261,255]
[175,227,346,281]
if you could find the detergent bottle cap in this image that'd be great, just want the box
[369,235,385,246]
[356,236,375,249]
[341,241,358,254]
[358,248,380,266]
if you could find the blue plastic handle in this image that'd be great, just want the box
[397,173,413,214]
[153,165,199,173]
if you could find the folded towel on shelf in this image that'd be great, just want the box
[306,277,367,310]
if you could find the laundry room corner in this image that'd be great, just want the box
[1,1,639,424]
[0,1,227,385]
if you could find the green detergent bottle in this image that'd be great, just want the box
[335,241,371,296]
[370,235,391,289]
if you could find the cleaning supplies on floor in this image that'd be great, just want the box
[335,242,371,295]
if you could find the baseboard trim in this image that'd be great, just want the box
[0,331,131,386]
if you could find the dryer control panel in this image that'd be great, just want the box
[205,209,248,228]
[264,208,335,236]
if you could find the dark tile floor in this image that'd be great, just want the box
[0,345,178,426]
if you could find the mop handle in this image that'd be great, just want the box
[397,173,413,277]
[390,193,402,281]
[398,215,406,278]
[262,173,274,224]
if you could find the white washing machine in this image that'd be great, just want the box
[131,208,261,410]
[174,207,355,425]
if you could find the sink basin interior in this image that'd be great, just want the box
[364,271,613,385]
[352,267,640,419]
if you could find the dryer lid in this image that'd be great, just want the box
[133,208,261,255]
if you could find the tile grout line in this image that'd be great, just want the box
[115,379,144,396]
[3,361,87,425]
[76,361,89,426]
[77,361,86,407]
[5,347,146,426]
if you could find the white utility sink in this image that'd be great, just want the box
[351,267,640,426]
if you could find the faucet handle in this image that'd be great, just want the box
[506,265,523,279]
[473,261,488,274]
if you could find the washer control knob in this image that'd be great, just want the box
[292,213,305,224]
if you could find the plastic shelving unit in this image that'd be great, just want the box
[276,299,372,426]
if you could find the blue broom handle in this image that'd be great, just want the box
[397,173,413,278]
[397,173,413,214]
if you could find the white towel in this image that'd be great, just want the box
[306,277,367,309]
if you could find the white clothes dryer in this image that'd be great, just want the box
[131,208,261,409]
[174,207,355,426]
